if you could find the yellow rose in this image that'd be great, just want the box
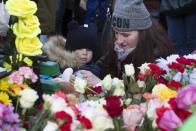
[5,0,37,17]
[13,15,41,38]
[16,37,43,56]
[152,84,176,102]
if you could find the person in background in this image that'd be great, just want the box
[85,0,108,24]
[55,0,65,34]
[43,21,101,76]
[80,0,175,86]
[36,0,56,43]
[160,0,196,55]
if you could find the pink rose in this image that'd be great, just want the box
[157,108,182,131]
[8,71,24,85]
[176,84,196,109]
[123,105,146,131]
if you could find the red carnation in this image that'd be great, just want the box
[158,77,168,85]
[167,80,182,90]
[156,107,170,125]
[103,96,123,118]
[148,64,165,76]
[168,62,184,73]
[189,59,196,65]
[60,122,71,131]
[176,56,192,65]
[55,111,73,124]
[55,111,73,131]
[77,115,92,129]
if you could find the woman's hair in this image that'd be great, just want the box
[107,20,175,68]
[132,20,175,67]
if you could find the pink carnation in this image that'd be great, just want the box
[176,84,196,109]
[8,71,24,85]
[19,67,34,79]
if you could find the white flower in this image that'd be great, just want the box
[101,74,112,91]
[137,80,146,88]
[184,54,196,59]
[113,88,125,96]
[190,68,196,84]
[89,116,114,131]
[173,72,182,82]
[156,54,179,73]
[74,78,87,93]
[146,99,163,120]
[138,63,150,74]
[125,98,132,106]
[50,98,67,113]
[43,94,67,113]
[166,54,179,62]
[112,78,124,89]
[125,64,135,76]
[19,88,38,109]
[43,121,58,131]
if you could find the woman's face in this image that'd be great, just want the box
[75,49,93,64]
[114,30,139,51]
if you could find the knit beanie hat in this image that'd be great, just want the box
[112,0,152,32]
[65,21,98,53]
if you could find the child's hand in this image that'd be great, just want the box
[80,70,101,86]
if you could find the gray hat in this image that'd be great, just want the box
[112,0,152,32]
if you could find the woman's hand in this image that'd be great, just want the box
[80,70,101,86]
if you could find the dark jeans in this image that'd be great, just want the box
[166,13,196,55]
[85,0,107,24]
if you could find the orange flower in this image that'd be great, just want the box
[8,84,29,96]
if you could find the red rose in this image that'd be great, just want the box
[77,115,92,129]
[167,80,182,90]
[104,96,123,118]
[176,57,192,65]
[168,62,184,73]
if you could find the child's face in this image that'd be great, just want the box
[75,49,93,64]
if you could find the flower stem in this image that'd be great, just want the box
[113,117,121,131]
[15,97,19,113]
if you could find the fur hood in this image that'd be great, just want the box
[42,35,80,69]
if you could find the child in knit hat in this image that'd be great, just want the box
[79,0,175,86]
[43,21,101,70]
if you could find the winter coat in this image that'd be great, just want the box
[160,0,196,16]
[36,0,56,34]
[42,36,80,69]
[96,47,172,79]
